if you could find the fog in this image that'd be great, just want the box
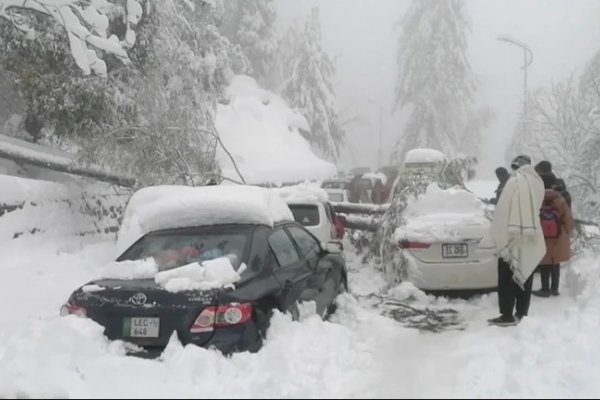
[275,0,600,177]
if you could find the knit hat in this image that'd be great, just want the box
[495,167,509,182]
[541,172,557,189]
[535,160,552,175]
[510,155,532,170]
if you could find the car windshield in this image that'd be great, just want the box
[288,204,320,226]
[118,227,252,272]
[322,181,346,189]
[328,192,343,202]
[356,178,373,190]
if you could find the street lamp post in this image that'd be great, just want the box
[497,35,533,135]
[368,99,384,169]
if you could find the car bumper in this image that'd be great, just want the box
[406,254,498,291]
[125,322,262,358]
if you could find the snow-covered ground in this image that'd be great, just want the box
[1,226,600,398]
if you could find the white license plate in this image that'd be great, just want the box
[124,317,160,338]
[442,243,468,258]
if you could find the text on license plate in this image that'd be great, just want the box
[123,317,160,338]
[442,243,468,258]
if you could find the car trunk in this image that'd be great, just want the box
[405,238,492,264]
[74,279,220,348]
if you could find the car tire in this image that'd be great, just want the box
[287,300,301,321]
[325,273,347,319]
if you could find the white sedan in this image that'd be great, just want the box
[391,183,497,292]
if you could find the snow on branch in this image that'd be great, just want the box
[0,0,143,76]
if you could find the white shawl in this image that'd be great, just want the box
[479,165,546,288]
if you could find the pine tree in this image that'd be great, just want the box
[280,7,345,160]
[220,0,277,81]
[392,0,487,162]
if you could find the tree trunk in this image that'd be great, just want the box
[0,133,135,187]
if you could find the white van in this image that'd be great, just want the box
[286,200,339,245]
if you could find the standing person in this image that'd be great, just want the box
[347,175,361,203]
[371,179,385,204]
[533,173,575,298]
[479,155,546,327]
[535,160,572,208]
[490,167,510,205]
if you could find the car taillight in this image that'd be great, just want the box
[60,303,87,317]
[190,303,253,333]
[399,241,431,249]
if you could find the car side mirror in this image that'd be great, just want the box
[325,241,343,254]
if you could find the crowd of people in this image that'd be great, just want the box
[480,155,575,327]
[346,174,391,204]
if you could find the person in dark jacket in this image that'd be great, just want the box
[535,160,572,208]
[533,173,575,297]
[553,178,572,209]
[490,167,510,205]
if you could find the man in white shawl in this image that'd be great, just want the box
[479,155,546,326]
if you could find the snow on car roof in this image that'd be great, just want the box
[404,148,446,164]
[116,185,294,253]
[394,183,489,242]
[274,183,329,204]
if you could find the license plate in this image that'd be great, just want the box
[123,317,160,338]
[442,243,468,258]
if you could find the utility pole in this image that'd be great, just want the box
[497,35,533,135]
[369,99,384,169]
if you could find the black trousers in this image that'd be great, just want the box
[540,264,560,292]
[498,258,534,317]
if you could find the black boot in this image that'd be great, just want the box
[532,290,551,298]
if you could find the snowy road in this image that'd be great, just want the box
[1,234,600,398]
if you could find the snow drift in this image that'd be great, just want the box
[215,75,336,185]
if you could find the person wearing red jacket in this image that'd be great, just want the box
[533,173,575,297]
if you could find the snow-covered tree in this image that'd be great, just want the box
[267,20,301,91]
[0,0,238,186]
[220,0,276,81]
[391,0,488,162]
[78,0,237,186]
[280,7,345,160]
[0,0,142,76]
[509,76,600,218]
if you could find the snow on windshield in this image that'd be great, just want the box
[154,257,245,293]
[95,255,244,293]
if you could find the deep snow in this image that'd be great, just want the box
[215,76,337,185]
[1,229,600,398]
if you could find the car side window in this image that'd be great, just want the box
[287,226,321,260]
[268,229,301,268]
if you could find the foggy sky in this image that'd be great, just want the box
[275,0,600,178]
